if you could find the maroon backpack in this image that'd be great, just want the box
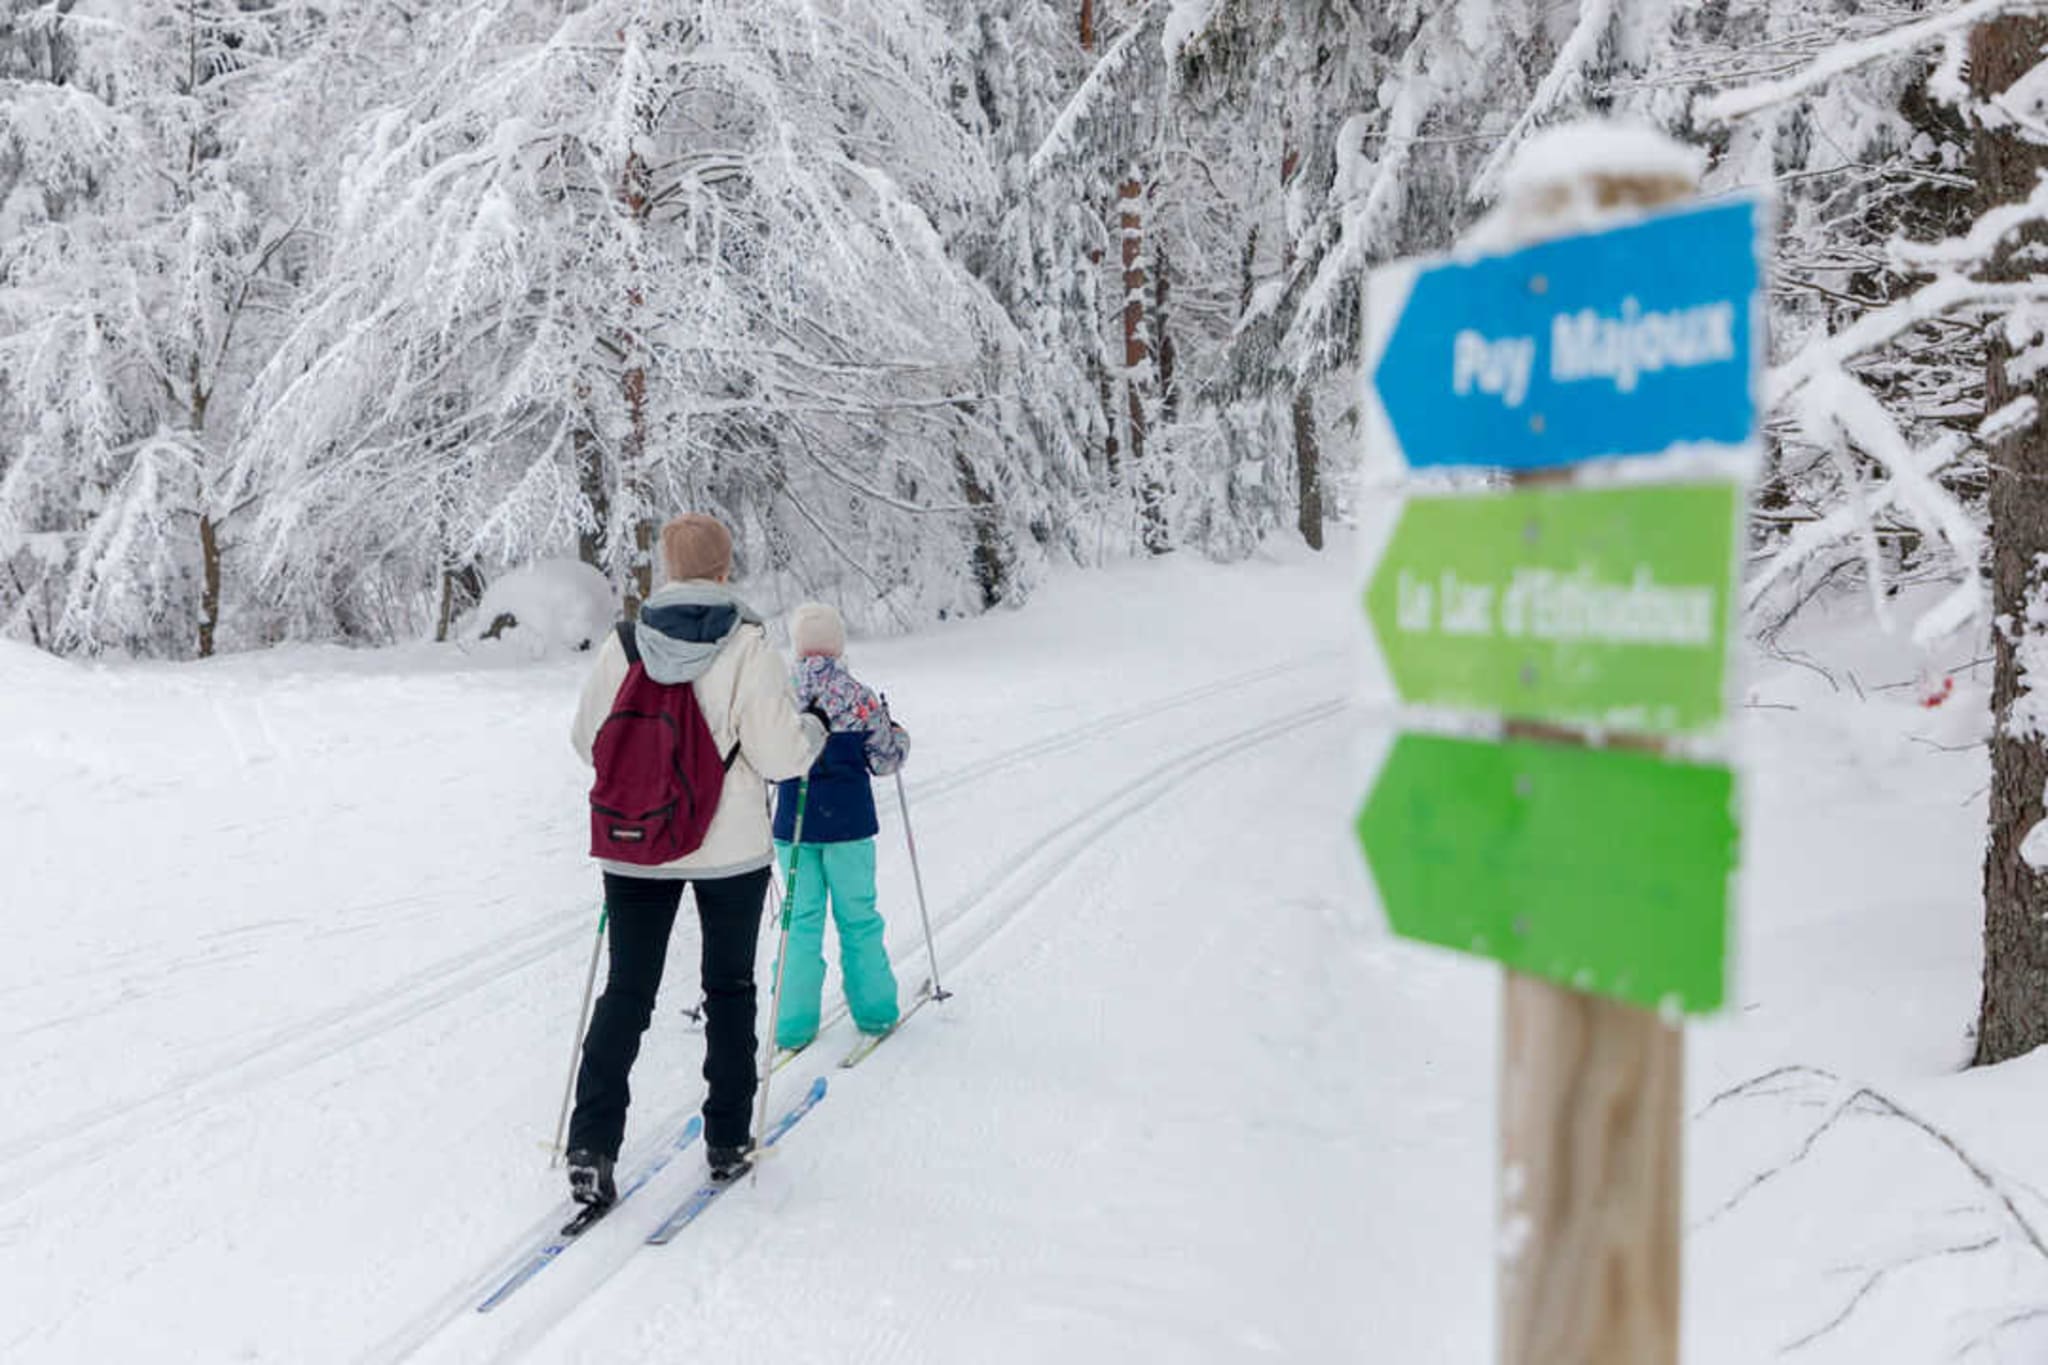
[589,622,739,865]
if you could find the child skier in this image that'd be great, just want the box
[772,602,910,1050]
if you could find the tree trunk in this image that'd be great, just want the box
[191,354,219,658]
[197,511,221,659]
[955,452,1008,609]
[1293,389,1324,551]
[1119,176,1147,459]
[1096,343,1122,558]
[623,365,653,612]
[1088,245,1121,491]
[436,567,457,644]
[435,563,484,642]
[5,561,44,649]
[1154,237,1178,427]
[1277,142,1323,553]
[574,394,609,572]
[1120,174,1168,555]
[1079,0,1096,52]
[621,148,655,614]
[1974,15,2048,1068]
[1238,224,1261,315]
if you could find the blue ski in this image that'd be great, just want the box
[476,1115,704,1313]
[646,1076,828,1246]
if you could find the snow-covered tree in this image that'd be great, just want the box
[230,0,1026,639]
[1692,4,2048,1066]
[4,0,2026,665]
[1153,0,1569,555]
[0,0,346,656]
[1634,4,1979,648]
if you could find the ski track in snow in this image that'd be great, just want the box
[527,708,1450,1365]
[0,904,580,1205]
[404,696,1369,1365]
[0,578,1356,1365]
[0,651,1332,1212]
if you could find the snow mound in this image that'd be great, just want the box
[0,638,74,687]
[1499,120,1705,203]
[467,559,616,655]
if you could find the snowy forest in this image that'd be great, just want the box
[28,3,2048,1362]
[0,0,2018,661]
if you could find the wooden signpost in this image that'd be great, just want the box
[1356,142,1764,1363]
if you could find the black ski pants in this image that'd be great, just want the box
[567,866,771,1157]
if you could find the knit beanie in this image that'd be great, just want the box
[790,602,846,658]
[660,513,732,583]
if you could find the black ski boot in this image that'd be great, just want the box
[563,1148,617,1235]
[706,1139,755,1182]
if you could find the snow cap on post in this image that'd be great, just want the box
[660,513,733,585]
[1482,120,1706,246]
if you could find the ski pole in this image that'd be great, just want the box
[751,778,809,1174]
[551,903,609,1167]
[894,769,951,1002]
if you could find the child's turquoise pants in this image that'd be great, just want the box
[772,838,900,1048]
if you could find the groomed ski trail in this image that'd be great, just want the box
[0,653,1332,1212]
[374,691,1346,1365]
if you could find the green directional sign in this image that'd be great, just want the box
[1357,732,1736,1013]
[1364,482,1738,735]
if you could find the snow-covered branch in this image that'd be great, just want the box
[1697,0,2048,121]
[1771,276,2048,407]
[1026,19,1153,182]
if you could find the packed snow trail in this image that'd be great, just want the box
[376,690,1347,1364]
[2,547,2012,1362]
[475,1118,703,1313]
[839,980,939,1068]
[1,551,1365,1364]
[469,711,1482,1365]
[0,646,1332,1205]
[643,1075,830,1245]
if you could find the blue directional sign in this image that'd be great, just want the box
[1368,196,1765,473]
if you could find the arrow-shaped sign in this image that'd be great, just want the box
[1363,482,1739,735]
[1356,732,1736,1014]
[1366,196,1765,474]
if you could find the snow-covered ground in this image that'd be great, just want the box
[0,541,2032,1363]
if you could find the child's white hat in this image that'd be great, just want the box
[790,602,846,657]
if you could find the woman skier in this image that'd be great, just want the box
[564,513,825,1202]
[771,602,911,1051]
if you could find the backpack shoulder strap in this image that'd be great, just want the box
[715,630,749,771]
[615,620,641,668]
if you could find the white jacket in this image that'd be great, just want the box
[571,583,825,880]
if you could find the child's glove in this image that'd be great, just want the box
[866,722,911,776]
